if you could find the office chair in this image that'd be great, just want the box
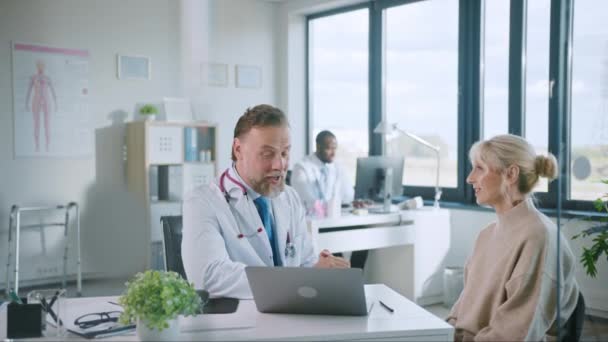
[559,291,585,342]
[160,215,187,280]
[286,169,292,186]
[161,215,239,314]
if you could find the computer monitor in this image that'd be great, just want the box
[354,156,404,201]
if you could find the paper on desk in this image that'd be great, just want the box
[64,301,124,330]
[180,313,255,332]
[64,300,135,338]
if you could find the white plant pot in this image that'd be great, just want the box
[136,317,179,341]
[142,114,156,121]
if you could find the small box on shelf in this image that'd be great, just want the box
[148,126,183,164]
[158,165,183,201]
[198,149,213,162]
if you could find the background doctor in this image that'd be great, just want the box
[292,131,370,269]
[182,104,350,299]
[291,130,354,215]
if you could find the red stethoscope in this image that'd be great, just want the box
[219,169,296,259]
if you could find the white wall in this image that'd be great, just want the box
[447,208,495,265]
[275,0,367,161]
[276,5,307,161]
[183,0,280,171]
[0,0,181,284]
[0,0,285,287]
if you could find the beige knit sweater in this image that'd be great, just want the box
[447,199,579,341]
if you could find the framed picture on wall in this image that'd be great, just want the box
[203,63,228,87]
[117,54,151,80]
[12,41,93,158]
[235,65,262,89]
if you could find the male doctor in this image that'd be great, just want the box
[292,131,370,269]
[291,130,354,215]
[182,104,350,299]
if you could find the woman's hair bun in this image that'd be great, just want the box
[534,154,558,180]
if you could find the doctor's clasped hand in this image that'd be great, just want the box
[182,104,349,300]
[315,249,350,269]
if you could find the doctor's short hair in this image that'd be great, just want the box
[232,104,289,161]
[469,134,558,195]
[315,130,336,146]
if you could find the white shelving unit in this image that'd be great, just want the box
[126,121,217,269]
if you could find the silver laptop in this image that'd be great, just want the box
[245,266,369,316]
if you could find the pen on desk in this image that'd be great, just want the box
[108,301,122,307]
[379,300,394,313]
[93,325,136,339]
[48,290,60,308]
[41,297,59,323]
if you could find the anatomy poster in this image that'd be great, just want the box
[12,42,92,158]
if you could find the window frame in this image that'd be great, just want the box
[379,0,468,200]
[305,0,598,213]
[305,2,372,154]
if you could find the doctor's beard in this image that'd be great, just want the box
[249,173,285,198]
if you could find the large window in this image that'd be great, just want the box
[525,0,551,192]
[385,0,459,188]
[482,0,510,139]
[306,0,602,211]
[308,8,369,185]
[570,0,608,201]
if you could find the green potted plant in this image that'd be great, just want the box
[139,104,159,121]
[118,270,201,341]
[572,179,608,278]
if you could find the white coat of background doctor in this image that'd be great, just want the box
[292,130,354,216]
[182,104,350,299]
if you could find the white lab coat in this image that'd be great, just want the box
[291,154,354,211]
[182,167,318,299]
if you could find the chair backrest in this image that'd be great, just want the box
[161,215,187,280]
[559,291,585,342]
[286,169,292,186]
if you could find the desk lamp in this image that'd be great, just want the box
[373,121,442,209]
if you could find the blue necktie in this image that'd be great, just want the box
[253,196,280,266]
[253,196,273,241]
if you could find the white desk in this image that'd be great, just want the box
[1,284,453,341]
[307,207,451,305]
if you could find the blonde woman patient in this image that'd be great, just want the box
[447,134,580,341]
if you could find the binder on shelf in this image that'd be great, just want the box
[149,166,159,201]
[158,165,183,201]
[184,127,198,162]
[158,166,169,200]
